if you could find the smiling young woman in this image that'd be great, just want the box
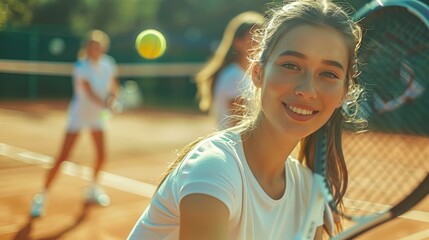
[128,1,362,239]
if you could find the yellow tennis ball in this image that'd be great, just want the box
[135,29,166,59]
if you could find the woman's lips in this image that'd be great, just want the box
[283,103,318,121]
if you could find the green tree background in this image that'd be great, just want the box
[1,1,365,36]
[0,0,386,63]
[0,0,428,115]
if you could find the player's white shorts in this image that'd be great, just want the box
[66,100,108,132]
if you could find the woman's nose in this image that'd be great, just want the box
[294,72,317,99]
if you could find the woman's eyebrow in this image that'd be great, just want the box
[278,50,306,58]
[322,60,345,71]
[278,50,345,70]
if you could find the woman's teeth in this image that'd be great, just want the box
[287,105,314,116]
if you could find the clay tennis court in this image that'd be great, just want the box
[1,101,428,240]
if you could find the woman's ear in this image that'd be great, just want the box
[251,62,263,88]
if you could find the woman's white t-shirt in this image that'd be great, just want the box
[128,131,324,240]
[212,63,250,129]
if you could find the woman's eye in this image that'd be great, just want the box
[321,71,339,79]
[282,63,300,71]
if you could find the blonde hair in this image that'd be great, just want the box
[77,29,110,59]
[195,11,264,112]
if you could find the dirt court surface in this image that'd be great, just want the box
[0,100,428,240]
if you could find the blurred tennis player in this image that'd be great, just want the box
[30,29,119,217]
[196,11,264,129]
[128,0,362,239]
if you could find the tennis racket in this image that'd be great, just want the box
[297,0,429,239]
[101,95,123,121]
[116,80,144,112]
[102,80,144,119]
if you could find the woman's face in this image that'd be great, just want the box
[253,24,348,138]
[86,40,103,60]
[234,29,258,58]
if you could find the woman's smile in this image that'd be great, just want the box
[283,102,319,121]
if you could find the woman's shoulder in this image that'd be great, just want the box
[74,58,87,67]
[169,131,243,192]
[286,156,313,179]
[163,131,244,214]
[188,131,242,162]
[222,63,242,72]
[217,63,245,82]
[173,131,243,176]
[73,59,89,74]
[100,54,117,65]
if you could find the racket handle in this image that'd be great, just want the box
[324,202,335,236]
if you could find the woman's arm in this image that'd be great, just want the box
[313,226,324,240]
[109,77,120,98]
[105,77,120,108]
[179,193,229,240]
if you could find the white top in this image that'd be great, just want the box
[128,131,324,240]
[212,63,250,129]
[68,54,117,123]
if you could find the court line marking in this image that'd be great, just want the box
[1,143,429,224]
[399,229,429,240]
[0,143,157,198]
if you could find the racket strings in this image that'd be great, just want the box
[359,7,429,104]
[339,6,429,220]
[342,132,429,217]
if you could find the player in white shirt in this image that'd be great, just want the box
[213,63,253,129]
[30,30,119,217]
[196,11,264,129]
[129,0,363,239]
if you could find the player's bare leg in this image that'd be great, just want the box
[45,132,80,189]
[84,130,110,206]
[91,130,105,181]
[31,132,79,217]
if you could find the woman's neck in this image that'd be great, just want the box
[237,55,249,71]
[241,120,299,181]
[87,53,102,63]
[88,57,100,63]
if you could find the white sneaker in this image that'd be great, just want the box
[30,193,45,217]
[84,186,110,206]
